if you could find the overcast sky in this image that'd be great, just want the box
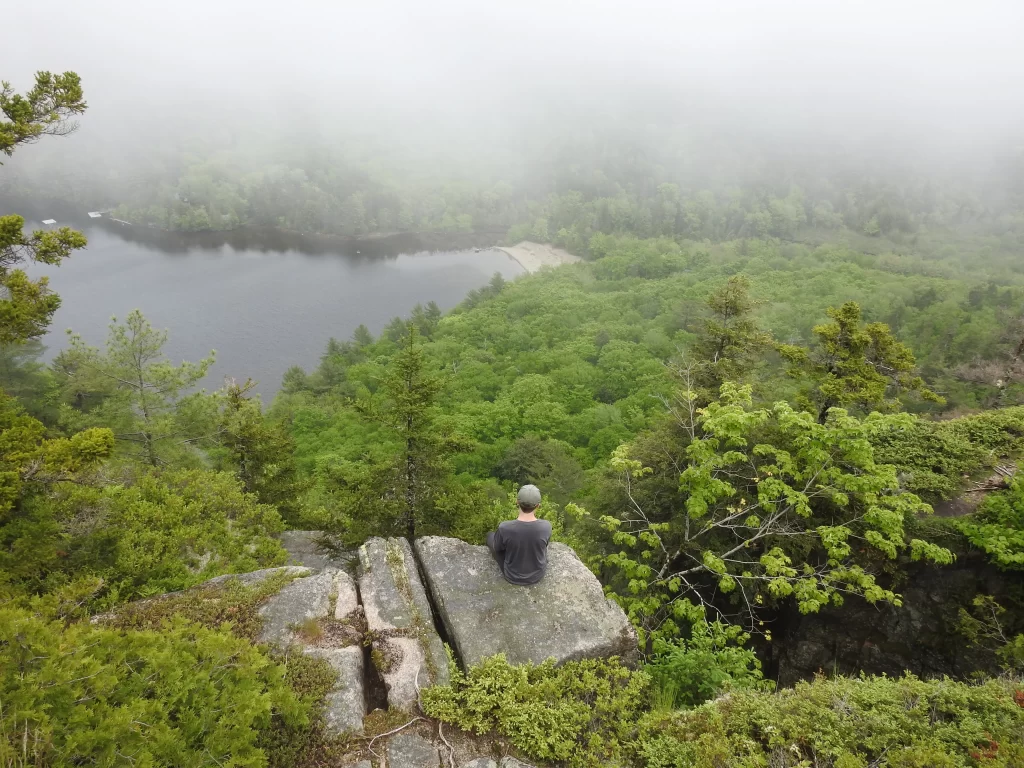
[4,1,1023,156]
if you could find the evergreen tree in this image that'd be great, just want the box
[55,310,217,467]
[217,379,303,523]
[780,301,942,423]
[352,324,374,347]
[381,325,448,538]
[1,71,88,345]
[689,275,772,399]
[1,71,86,157]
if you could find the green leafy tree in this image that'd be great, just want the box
[593,383,953,649]
[958,469,1024,570]
[645,620,769,708]
[315,325,469,542]
[55,310,217,467]
[780,301,941,423]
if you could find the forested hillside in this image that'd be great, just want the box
[4,59,1024,766]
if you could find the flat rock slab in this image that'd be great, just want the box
[258,567,338,646]
[306,646,365,735]
[499,759,535,768]
[387,733,439,768]
[462,759,498,768]
[334,569,359,621]
[415,537,637,668]
[279,530,354,572]
[358,538,449,710]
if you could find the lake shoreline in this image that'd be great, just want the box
[495,241,583,273]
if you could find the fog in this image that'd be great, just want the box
[3,0,1024,188]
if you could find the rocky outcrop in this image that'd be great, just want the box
[141,531,638,748]
[257,562,368,736]
[414,536,637,667]
[358,537,450,710]
[279,529,355,571]
[306,646,365,734]
[258,568,341,646]
[387,732,440,767]
[767,553,1013,685]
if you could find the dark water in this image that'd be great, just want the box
[23,217,522,398]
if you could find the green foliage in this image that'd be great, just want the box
[635,673,1024,768]
[0,214,87,344]
[957,595,1024,675]
[105,569,299,641]
[422,654,650,768]
[55,310,217,467]
[593,384,952,648]
[0,392,114,598]
[0,71,86,158]
[864,412,991,501]
[646,621,770,709]
[306,324,486,543]
[0,606,306,767]
[216,379,304,523]
[47,468,286,605]
[945,406,1024,456]
[780,301,942,423]
[688,275,773,399]
[1,70,88,346]
[959,470,1024,569]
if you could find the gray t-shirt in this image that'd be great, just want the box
[493,519,552,585]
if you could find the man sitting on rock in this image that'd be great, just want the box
[486,484,552,585]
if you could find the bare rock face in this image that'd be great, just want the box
[358,537,450,710]
[334,568,360,621]
[257,568,336,646]
[461,759,498,768]
[386,732,440,767]
[306,646,365,735]
[279,529,354,572]
[414,537,637,668]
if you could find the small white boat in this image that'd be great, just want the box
[41,219,57,224]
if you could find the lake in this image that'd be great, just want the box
[21,215,523,398]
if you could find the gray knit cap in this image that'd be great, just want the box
[517,484,542,508]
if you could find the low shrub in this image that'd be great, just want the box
[104,569,299,641]
[636,673,1024,768]
[0,606,309,767]
[422,653,650,767]
[645,621,771,709]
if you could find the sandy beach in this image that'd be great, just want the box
[495,241,582,273]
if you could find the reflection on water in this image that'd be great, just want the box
[23,219,522,398]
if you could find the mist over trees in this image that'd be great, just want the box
[4,2,1024,765]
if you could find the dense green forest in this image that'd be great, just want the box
[4,68,1024,767]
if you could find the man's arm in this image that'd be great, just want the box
[492,525,506,553]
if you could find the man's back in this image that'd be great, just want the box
[494,518,552,585]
